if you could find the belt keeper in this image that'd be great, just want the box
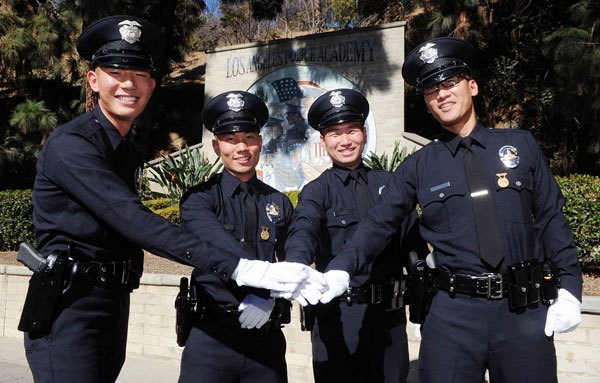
[345,287,353,306]
[448,273,456,297]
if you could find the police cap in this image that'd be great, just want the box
[76,15,164,72]
[202,91,269,135]
[402,37,476,90]
[307,89,369,132]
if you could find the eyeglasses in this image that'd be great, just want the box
[420,76,468,95]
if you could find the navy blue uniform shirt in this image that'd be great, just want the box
[180,170,294,309]
[33,106,240,277]
[327,123,583,299]
[286,163,418,287]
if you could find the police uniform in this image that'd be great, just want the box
[24,16,241,383]
[178,91,294,383]
[326,39,583,383]
[285,89,423,383]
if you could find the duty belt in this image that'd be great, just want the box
[339,276,408,310]
[435,270,507,299]
[80,259,140,291]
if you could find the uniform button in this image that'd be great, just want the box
[185,251,191,260]
[516,181,522,187]
[341,219,347,225]
[221,271,227,277]
[439,192,445,198]
[210,266,218,273]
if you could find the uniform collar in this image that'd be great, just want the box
[331,162,368,185]
[222,169,259,198]
[93,106,129,151]
[441,121,487,156]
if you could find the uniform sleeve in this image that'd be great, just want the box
[42,134,239,278]
[284,181,328,265]
[528,135,583,299]
[273,195,294,261]
[179,186,247,258]
[325,158,419,274]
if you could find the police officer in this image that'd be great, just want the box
[178,91,312,383]
[318,38,583,383]
[24,16,311,383]
[284,89,423,383]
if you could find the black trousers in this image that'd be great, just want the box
[311,301,409,383]
[179,319,287,383]
[419,291,557,383]
[24,283,130,383]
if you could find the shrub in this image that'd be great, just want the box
[556,174,600,264]
[147,145,222,202]
[364,141,413,172]
[0,190,35,250]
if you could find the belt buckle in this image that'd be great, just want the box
[484,273,503,299]
[370,285,382,305]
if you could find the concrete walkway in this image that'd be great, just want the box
[0,336,180,383]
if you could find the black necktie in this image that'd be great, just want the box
[239,182,258,258]
[460,137,504,268]
[350,170,372,220]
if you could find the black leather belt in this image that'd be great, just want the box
[435,270,507,299]
[339,276,408,310]
[80,259,141,291]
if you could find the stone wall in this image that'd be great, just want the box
[1,265,598,382]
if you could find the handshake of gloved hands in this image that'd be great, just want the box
[232,259,583,335]
[232,258,349,306]
[231,259,350,329]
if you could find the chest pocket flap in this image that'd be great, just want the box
[419,182,466,209]
[326,209,359,228]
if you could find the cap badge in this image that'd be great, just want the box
[226,93,245,112]
[498,145,519,168]
[266,202,280,223]
[329,91,345,108]
[118,20,142,44]
[419,43,438,64]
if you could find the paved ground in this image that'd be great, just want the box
[0,337,180,383]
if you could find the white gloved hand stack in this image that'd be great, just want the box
[238,294,276,329]
[291,268,328,306]
[320,270,350,304]
[232,259,309,293]
[544,288,582,337]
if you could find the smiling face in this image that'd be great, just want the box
[321,121,366,170]
[212,131,262,182]
[87,66,156,136]
[424,76,479,136]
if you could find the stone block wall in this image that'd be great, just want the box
[1,265,598,382]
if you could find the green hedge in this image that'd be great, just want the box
[0,190,35,250]
[556,174,600,264]
[1,176,598,264]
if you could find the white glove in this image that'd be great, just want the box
[544,288,582,337]
[270,268,327,306]
[238,294,276,329]
[414,323,421,339]
[232,259,309,293]
[320,270,350,304]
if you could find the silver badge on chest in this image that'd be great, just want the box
[118,20,142,44]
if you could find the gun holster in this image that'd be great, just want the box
[175,277,197,347]
[408,252,434,325]
[300,304,316,332]
[18,252,68,333]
